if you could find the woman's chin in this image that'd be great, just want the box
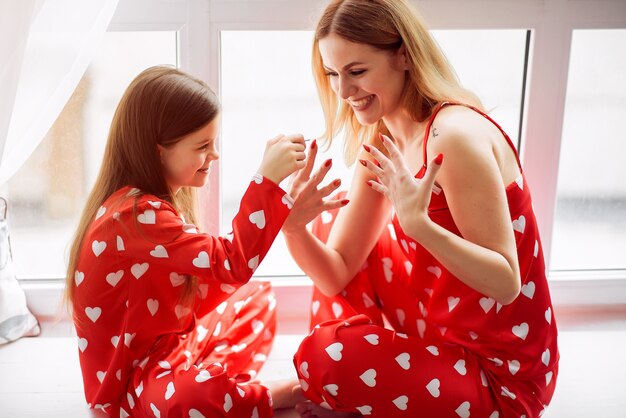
[354,113,381,127]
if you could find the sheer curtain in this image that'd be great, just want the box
[0,0,119,187]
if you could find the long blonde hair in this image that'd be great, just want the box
[65,66,220,310]
[313,0,483,164]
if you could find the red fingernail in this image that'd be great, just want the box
[359,159,367,167]
[311,139,317,148]
[341,199,350,205]
[334,179,341,186]
[363,144,371,152]
[379,133,385,142]
[375,160,381,168]
[325,159,332,167]
[366,180,373,187]
[434,153,443,165]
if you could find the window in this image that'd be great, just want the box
[220,29,528,277]
[550,29,626,272]
[7,31,177,279]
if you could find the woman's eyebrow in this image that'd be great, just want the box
[324,61,365,71]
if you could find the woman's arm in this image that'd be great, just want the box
[364,112,521,305]
[283,142,392,297]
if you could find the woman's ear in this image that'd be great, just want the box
[395,44,410,71]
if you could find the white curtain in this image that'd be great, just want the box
[0,0,119,187]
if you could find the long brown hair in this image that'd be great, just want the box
[313,0,483,164]
[65,66,220,310]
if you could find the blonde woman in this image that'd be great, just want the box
[284,1,559,416]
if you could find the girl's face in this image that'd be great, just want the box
[318,33,408,126]
[158,115,220,193]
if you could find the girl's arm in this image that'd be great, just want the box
[364,112,521,305]
[283,146,392,297]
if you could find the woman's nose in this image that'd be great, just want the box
[337,76,356,100]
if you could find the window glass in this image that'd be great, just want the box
[551,29,626,271]
[7,31,177,278]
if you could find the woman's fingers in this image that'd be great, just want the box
[293,140,318,183]
[421,153,444,190]
[362,143,394,174]
[318,178,342,197]
[323,197,350,211]
[306,158,332,190]
[379,134,407,170]
[359,158,385,179]
[367,179,388,197]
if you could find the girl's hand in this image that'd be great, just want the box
[361,134,443,238]
[257,134,307,185]
[282,140,348,234]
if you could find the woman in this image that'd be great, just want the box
[284,1,559,417]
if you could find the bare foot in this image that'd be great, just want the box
[264,378,303,409]
[292,385,360,418]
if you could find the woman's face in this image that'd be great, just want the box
[158,115,220,193]
[318,33,408,126]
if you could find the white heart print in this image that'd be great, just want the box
[150,245,169,258]
[512,322,529,340]
[359,369,377,387]
[147,299,159,316]
[454,359,467,375]
[395,353,410,370]
[137,209,156,224]
[106,270,124,287]
[131,263,149,279]
[165,381,175,400]
[426,378,440,398]
[323,384,339,396]
[249,210,266,229]
[92,240,106,257]
[85,307,102,323]
[74,271,85,286]
[325,342,343,361]
[392,395,408,411]
[364,334,379,345]
[193,251,210,268]
[455,401,470,418]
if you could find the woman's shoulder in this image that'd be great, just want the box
[426,103,500,155]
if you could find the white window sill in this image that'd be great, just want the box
[19,273,626,326]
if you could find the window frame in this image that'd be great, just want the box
[19,0,626,321]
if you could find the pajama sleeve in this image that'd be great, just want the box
[121,174,293,314]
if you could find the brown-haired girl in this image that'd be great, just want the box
[66,65,336,417]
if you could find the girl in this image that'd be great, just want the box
[65,66,335,417]
[283,0,559,417]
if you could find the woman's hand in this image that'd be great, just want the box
[257,134,307,185]
[361,134,443,239]
[282,139,348,235]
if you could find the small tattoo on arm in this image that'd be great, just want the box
[432,127,439,138]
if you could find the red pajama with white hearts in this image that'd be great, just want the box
[293,102,559,418]
[73,175,291,418]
